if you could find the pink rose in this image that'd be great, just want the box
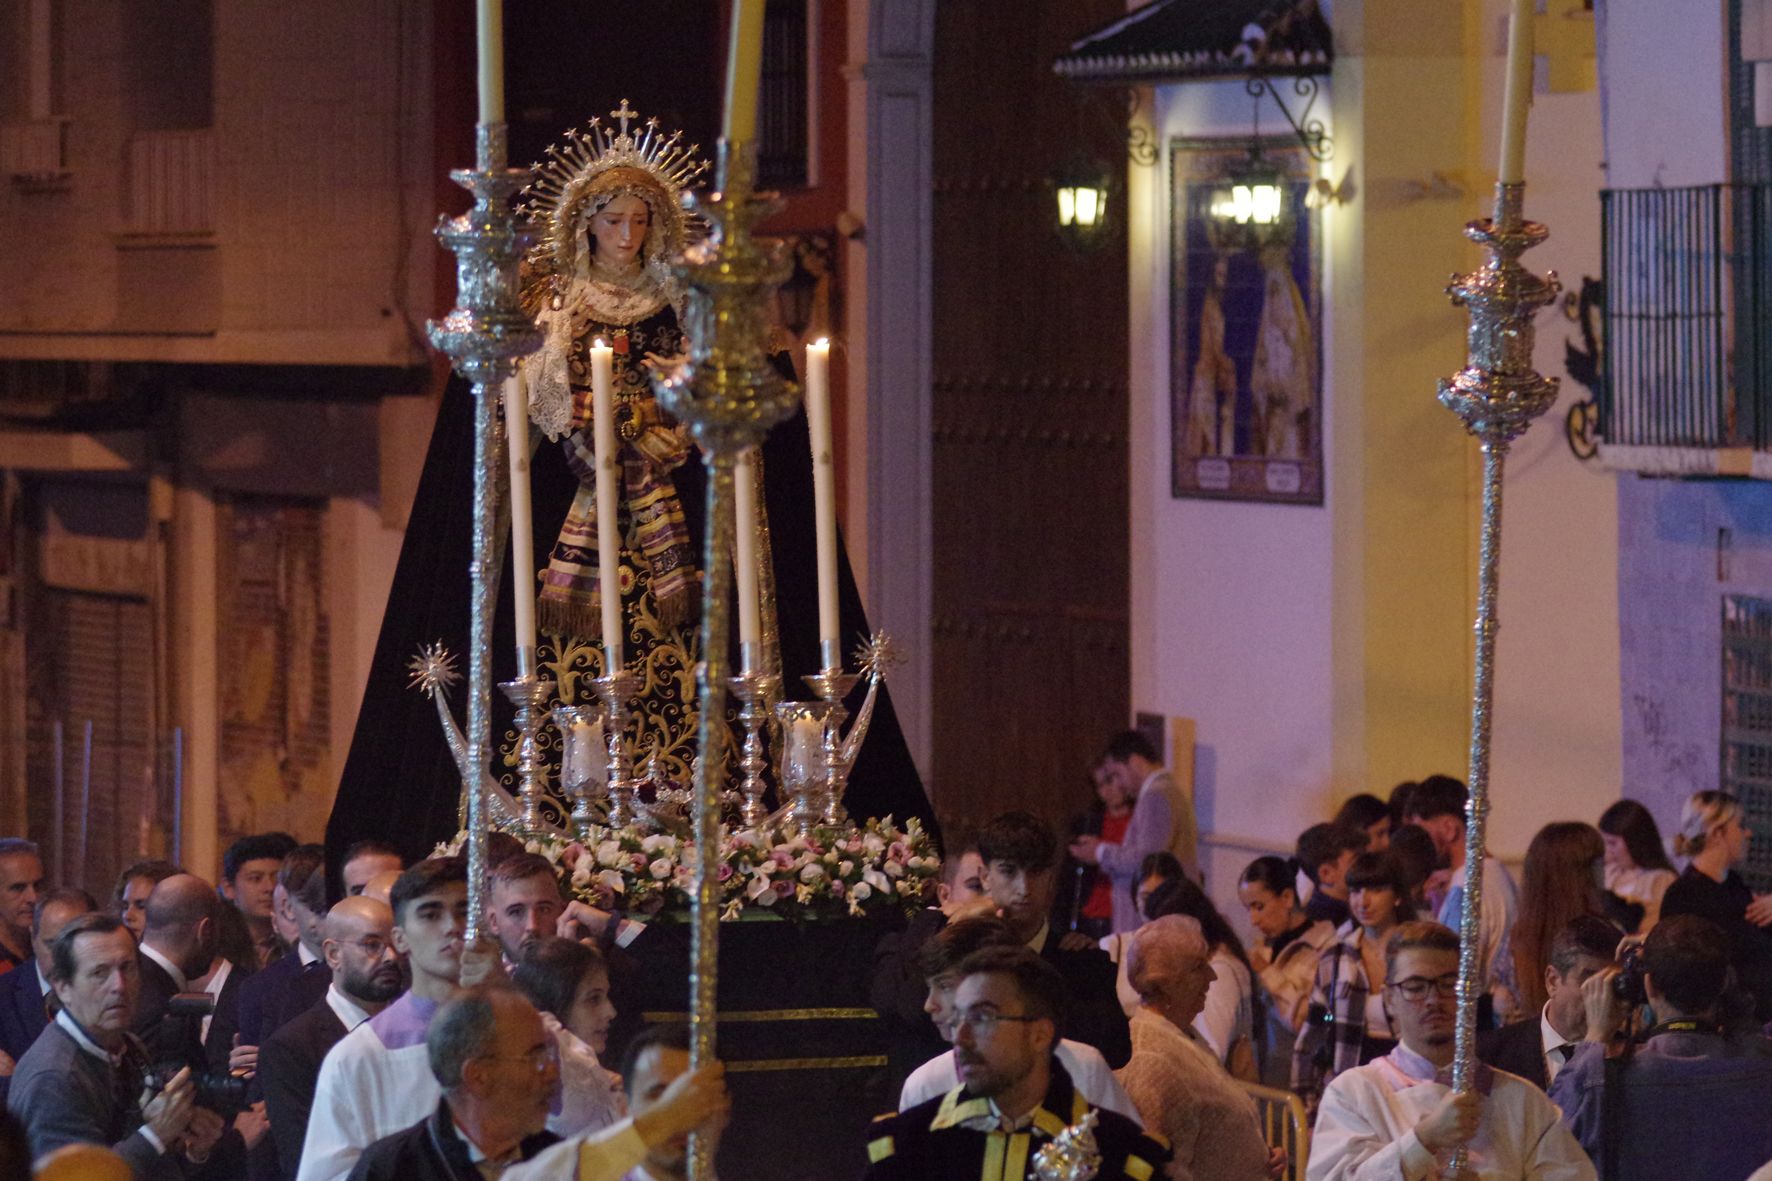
[718,863,735,881]
[773,879,794,898]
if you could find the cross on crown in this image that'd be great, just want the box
[610,99,638,137]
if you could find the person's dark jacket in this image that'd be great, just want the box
[344,1097,559,1181]
[1039,926,1132,1069]
[1549,1027,1772,1181]
[7,1015,186,1179]
[261,996,351,1181]
[1660,867,1772,1020]
[1478,1016,1549,1091]
[0,958,51,1102]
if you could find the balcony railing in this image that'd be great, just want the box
[1601,184,1772,474]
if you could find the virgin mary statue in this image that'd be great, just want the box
[326,104,935,862]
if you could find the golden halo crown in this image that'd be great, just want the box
[521,99,710,299]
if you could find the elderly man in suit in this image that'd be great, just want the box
[1480,916,1620,1090]
[6,913,224,1178]
[261,897,405,1181]
[0,888,96,1094]
[133,876,225,1071]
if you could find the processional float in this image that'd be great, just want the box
[424,4,954,1178]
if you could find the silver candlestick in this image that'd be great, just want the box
[427,122,543,939]
[1436,180,1559,1181]
[590,668,645,829]
[500,672,557,836]
[804,665,861,826]
[729,670,780,827]
[774,699,831,835]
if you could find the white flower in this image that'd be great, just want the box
[884,860,906,878]
[596,840,625,868]
[862,834,887,857]
[852,882,873,901]
[642,834,676,854]
[596,869,626,895]
[839,860,856,877]
[822,850,839,865]
[747,876,774,901]
[799,863,826,884]
[649,858,673,880]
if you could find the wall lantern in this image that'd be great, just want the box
[1052,156,1114,251]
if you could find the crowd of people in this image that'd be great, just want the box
[3,733,1772,1179]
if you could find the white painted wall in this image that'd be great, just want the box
[1599,0,1729,187]
[1128,79,1338,907]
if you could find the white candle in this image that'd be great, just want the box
[733,447,762,673]
[563,713,607,790]
[476,0,504,125]
[504,372,537,663]
[590,340,623,671]
[1498,0,1534,184]
[803,339,839,663]
[723,0,767,144]
[788,715,822,787]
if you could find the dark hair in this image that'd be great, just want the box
[953,945,1068,1037]
[342,839,402,867]
[49,912,130,984]
[1295,822,1369,885]
[619,1024,692,1097]
[938,843,979,889]
[0,839,39,861]
[1387,781,1420,827]
[487,832,527,869]
[1142,875,1251,971]
[280,845,328,914]
[512,936,607,1020]
[917,915,1017,980]
[1134,851,1183,890]
[490,852,563,896]
[1101,730,1159,766]
[428,984,518,1089]
[1404,776,1467,824]
[1597,799,1675,874]
[1342,851,1417,924]
[223,833,298,883]
[390,856,468,925]
[1513,822,1607,1014]
[1548,914,1623,975]
[33,887,97,936]
[976,812,1058,874]
[1238,855,1301,903]
[113,860,179,903]
[1643,914,1733,1015]
[1386,825,1438,894]
[1383,920,1460,981]
[1335,794,1391,832]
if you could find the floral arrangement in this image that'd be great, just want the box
[434,815,941,922]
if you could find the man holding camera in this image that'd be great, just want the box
[7,913,224,1178]
[1550,914,1772,1181]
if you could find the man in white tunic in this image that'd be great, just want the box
[297,857,482,1181]
[1308,921,1595,1181]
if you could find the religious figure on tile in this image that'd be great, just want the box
[1249,233,1314,459]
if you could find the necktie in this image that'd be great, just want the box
[1551,1042,1574,1067]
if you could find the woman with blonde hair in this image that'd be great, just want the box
[1661,790,1772,1019]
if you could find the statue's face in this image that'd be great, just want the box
[590,194,652,270]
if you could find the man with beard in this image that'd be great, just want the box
[261,897,404,1181]
[863,946,1167,1180]
[486,855,565,965]
[297,856,498,1181]
[1307,922,1593,1181]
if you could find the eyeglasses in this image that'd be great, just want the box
[1387,973,1461,1001]
[340,938,396,958]
[952,1006,1043,1036]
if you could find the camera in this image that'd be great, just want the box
[147,993,251,1116]
[1611,942,1649,1007]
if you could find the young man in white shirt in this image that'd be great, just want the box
[297,856,498,1181]
[1308,921,1594,1181]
